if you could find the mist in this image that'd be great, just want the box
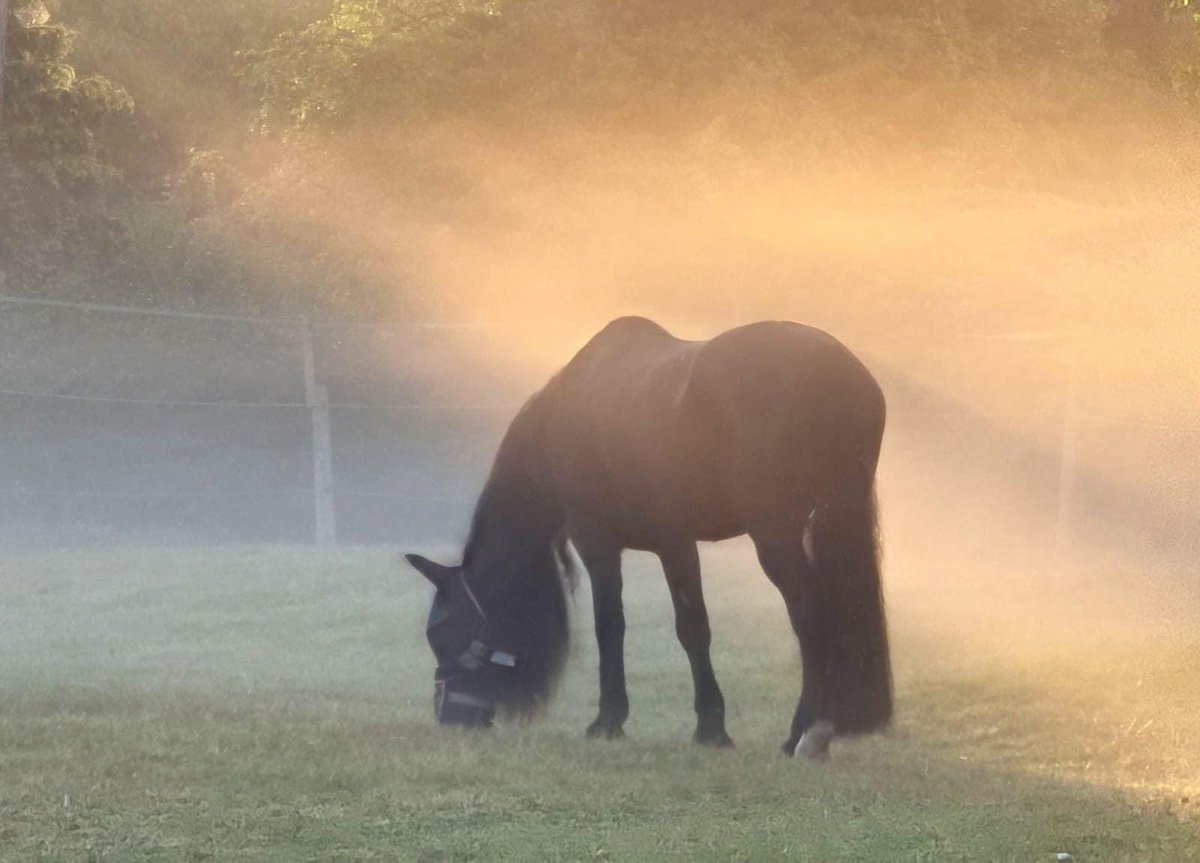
[3,0,1200,853]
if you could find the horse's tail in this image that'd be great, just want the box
[807,482,893,735]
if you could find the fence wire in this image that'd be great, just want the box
[3,292,1198,556]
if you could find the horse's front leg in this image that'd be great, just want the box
[576,537,629,739]
[659,541,734,748]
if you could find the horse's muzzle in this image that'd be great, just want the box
[434,677,496,727]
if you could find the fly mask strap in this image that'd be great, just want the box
[455,572,522,674]
[459,570,488,621]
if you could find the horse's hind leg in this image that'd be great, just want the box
[575,536,629,740]
[751,525,831,759]
[659,541,734,748]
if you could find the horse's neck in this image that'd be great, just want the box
[467,393,563,574]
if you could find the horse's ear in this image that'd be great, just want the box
[405,553,456,588]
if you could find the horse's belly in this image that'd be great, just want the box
[550,382,742,546]
[605,463,742,548]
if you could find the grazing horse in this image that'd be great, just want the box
[406,317,891,759]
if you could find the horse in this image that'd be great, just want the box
[406,316,891,759]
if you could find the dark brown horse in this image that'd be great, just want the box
[407,317,891,759]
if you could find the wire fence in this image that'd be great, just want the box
[0,292,536,545]
[2,291,1198,569]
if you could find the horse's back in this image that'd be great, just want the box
[541,318,882,544]
[563,316,689,375]
[686,320,882,427]
[552,316,699,413]
[550,316,884,468]
[558,317,869,402]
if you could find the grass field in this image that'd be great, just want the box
[1,544,1198,861]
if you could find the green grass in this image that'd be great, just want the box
[1,546,1197,860]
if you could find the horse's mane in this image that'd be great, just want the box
[462,388,574,714]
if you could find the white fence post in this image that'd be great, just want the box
[0,0,11,127]
[1054,334,1080,576]
[301,319,337,547]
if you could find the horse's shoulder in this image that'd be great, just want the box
[596,316,676,343]
[560,317,678,374]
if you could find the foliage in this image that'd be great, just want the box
[90,138,394,315]
[3,1,134,188]
[1163,0,1200,98]
[244,0,1131,135]
[171,148,240,218]
[56,0,331,150]
[7,0,1200,307]
[0,0,135,288]
[245,0,495,131]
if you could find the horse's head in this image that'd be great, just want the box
[405,552,523,728]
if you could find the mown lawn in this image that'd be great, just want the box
[1,546,1197,860]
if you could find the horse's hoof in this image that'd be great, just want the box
[586,720,625,740]
[792,720,834,761]
[694,728,736,749]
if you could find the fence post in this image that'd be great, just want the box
[301,319,337,546]
[0,0,10,127]
[1053,333,1080,576]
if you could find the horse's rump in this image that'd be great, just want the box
[677,320,886,516]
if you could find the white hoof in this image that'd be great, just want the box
[793,720,834,761]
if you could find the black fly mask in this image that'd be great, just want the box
[413,556,524,726]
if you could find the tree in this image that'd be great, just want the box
[0,0,133,287]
